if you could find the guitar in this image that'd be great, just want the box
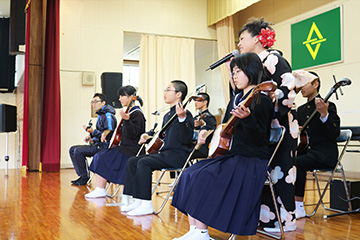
[208,81,277,158]
[146,95,204,154]
[108,96,138,148]
[297,78,351,152]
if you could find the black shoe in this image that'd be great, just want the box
[71,176,82,185]
[73,176,90,186]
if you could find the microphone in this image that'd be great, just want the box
[206,50,240,71]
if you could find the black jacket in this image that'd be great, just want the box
[297,95,340,163]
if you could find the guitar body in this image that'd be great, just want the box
[208,124,233,158]
[109,130,121,148]
[297,130,309,153]
[146,131,164,154]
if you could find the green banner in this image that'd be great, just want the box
[291,6,342,70]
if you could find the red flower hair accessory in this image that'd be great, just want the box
[257,28,276,48]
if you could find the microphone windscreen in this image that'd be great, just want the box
[233,49,240,57]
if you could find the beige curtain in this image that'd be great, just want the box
[216,16,236,102]
[139,35,196,130]
[207,0,260,26]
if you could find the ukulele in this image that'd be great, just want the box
[146,95,204,154]
[208,81,277,158]
[108,96,138,148]
[297,78,351,153]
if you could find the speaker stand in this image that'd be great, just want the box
[5,132,9,175]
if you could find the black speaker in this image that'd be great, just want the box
[0,18,15,92]
[0,104,17,132]
[101,72,122,108]
[10,0,26,55]
[330,179,360,211]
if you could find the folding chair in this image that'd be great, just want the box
[306,129,352,218]
[229,126,286,240]
[151,148,197,215]
[151,130,214,215]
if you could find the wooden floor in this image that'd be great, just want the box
[1,169,360,240]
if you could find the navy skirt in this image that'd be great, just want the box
[89,148,130,185]
[171,154,268,236]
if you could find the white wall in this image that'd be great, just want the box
[59,0,217,168]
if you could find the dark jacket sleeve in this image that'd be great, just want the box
[123,111,145,140]
[200,114,217,131]
[239,95,274,146]
[321,102,340,140]
[178,110,194,145]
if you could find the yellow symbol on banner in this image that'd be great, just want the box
[302,22,327,60]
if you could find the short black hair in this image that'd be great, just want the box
[198,92,210,107]
[117,85,143,106]
[238,17,274,49]
[171,80,188,101]
[93,93,107,103]
[230,52,264,86]
[308,71,321,92]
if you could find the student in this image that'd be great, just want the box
[192,92,216,159]
[69,93,117,186]
[237,17,298,231]
[84,86,146,198]
[293,71,340,218]
[172,53,274,240]
[121,80,194,216]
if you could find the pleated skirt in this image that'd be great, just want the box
[89,148,129,185]
[171,154,268,236]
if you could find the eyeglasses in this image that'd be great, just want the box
[164,88,178,93]
[90,100,102,104]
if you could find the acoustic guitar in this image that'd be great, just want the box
[108,96,138,148]
[146,95,204,154]
[208,81,277,158]
[297,78,351,153]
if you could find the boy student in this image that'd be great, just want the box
[121,80,194,216]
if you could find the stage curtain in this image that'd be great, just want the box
[216,16,236,103]
[138,35,196,131]
[207,0,260,26]
[40,0,61,171]
[22,2,31,169]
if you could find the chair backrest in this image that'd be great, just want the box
[336,129,352,143]
[336,129,352,164]
[268,126,286,167]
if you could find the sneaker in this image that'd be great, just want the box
[73,176,90,186]
[85,187,106,198]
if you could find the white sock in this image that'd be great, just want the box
[191,228,210,240]
[85,187,106,198]
[296,201,304,209]
[173,225,196,240]
[127,199,154,216]
[121,198,141,212]
[296,201,306,219]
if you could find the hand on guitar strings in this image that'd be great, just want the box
[119,108,130,120]
[230,105,251,119]
[139,133,150,145]
[176,102,186,119]
[197,129,208,145]
[314,97,329,118]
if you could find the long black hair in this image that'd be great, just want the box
[117,85,143,106]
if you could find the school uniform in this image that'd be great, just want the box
[89,106,145,184]
[172,93,273,235]
[123,105,194,200]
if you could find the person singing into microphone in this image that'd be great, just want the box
[237,17,298,232]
